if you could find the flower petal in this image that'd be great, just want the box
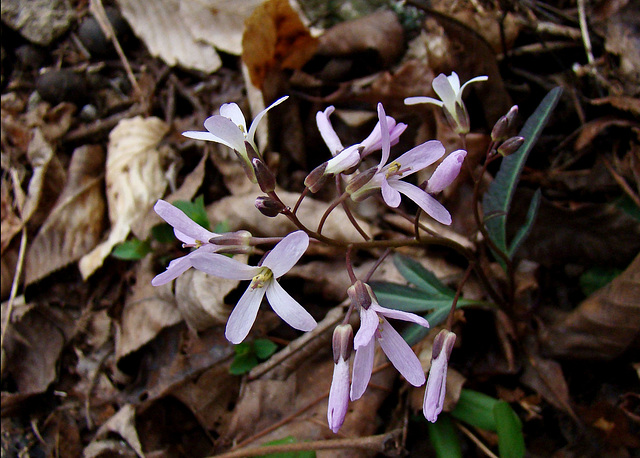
[203,115,246,153]
[447,72,461,93]
[396,140,445,177]
[426,150,467,193]
[219,103,247,132]
[377,103,391,169]
[265,280,317,331]
[189,252,258,280]
[404,96,444,107]
[182,130,222,142]
[225,285,266,343]
[381,178,402,208]
[326,145,361,175]
[458,75,488,99]
[431,73,457,114]
[262,231,309,278]
[378,318,425,386]
[390,181,452,225]
[247,96,289,147]
[154,200,217,244]
[316,106,344,155]
[151,253,193,286]
[354,306,379,349]
[328,358,350,433]
[371,303,429,328]
[350,338,375,401]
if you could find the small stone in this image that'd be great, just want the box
[36,69,88,106]
[1,0,74,46]
[15,44,46,70]
[79,104,99,122]
[78,7,129,56]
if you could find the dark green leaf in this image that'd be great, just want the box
[254,338,278,359]
[371,282,455,312]
[151,223,176,243]
[173,195,210,230]
[111,239,151,260]
[482,87,563,258]
[494,401,525,458]
[234,342,252,356]
[229,353,258,375]
[393,255,455,296]
[507,188,541,258]
[260,436,316,458]
[428,414,462,458]
[579,266,623,296]
[450,389,499,431]
[213,220,231,234]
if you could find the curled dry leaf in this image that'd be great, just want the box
[25,145,106,285]
[115,258,182,361]
[79,116,170,279]
[117,0,222,73]
[174,264,243,332]
[208,190,374,242]
[179,0,263,55]
[242,0,318,90]
[542,253,640,360]
[84,404,144,458]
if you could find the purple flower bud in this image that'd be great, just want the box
[328,324,353,433]
[347,280,374,310]
[426,150,467,194]
[491,116,510,142]
[255,196,286,217]
[423,330,456,422]
[252,158,276,193]
[505,105,518,127]
[498,136,525,157]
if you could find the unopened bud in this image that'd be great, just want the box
[432,329,456,361]
[347,280,374,310]
[210,230,252,246]
[491,116,509,142]
[253,158,276,193]
[505,105,518,127]
[304,163,329,193]
[332,324,354,363]
[345,167,377,198]
[255,196,285,217]
[497,136,525,156]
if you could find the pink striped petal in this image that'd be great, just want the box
[225,285,266,344]
[378,318,425,387]
[350,338,375,401]
[262,231,309,278]
[265,280,316,332]
[390,181,452,225]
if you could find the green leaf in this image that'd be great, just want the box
[234,342,252,356]
[229,353,258,375]
[494,401,525,458]
[371,282,455,312]
[111,239,151,260]
[173,195,210,230]
[259,436,316,458]
[393,255,456,296]
[450,389,499,431]
[254,339,278,359]
[428,414,462,458]
[507,188,541,258]
[579,266,622,296]
[482,87,563,259]
[151,223,176,244]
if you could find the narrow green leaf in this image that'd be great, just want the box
[260,436,316,458]
[393,255,455,296]
[230,353,258,375]
[450,389,499,431]
[428,414,462,458]
[173,195,210,230]
[371,282,455,312]
[111,239,151,260]
[494,401,525,458]
[254,339,278,359]
[507,188,541,258]
[482,87,563,256]
[151,223,176,243]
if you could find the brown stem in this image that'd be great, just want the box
[317,192,350,235]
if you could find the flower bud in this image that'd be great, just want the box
[209,230,252,246]
[497,136,525,156]
[505,105,518,127]
[252,158,276,193]
[332,324,354,364]
[255,196,286,217]
[345,167,377,200]
[491,116,509,142]
[347,280,374,310]
[423,329,457,423]
[304,162,329,193]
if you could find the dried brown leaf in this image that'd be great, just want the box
[25,145,106,285]
[242,0,317,90]
[117,0,222,73]
[542,253,640,360]
[86,404,144,458]
[80,116,170,279]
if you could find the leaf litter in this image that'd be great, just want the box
[1,0,639,456]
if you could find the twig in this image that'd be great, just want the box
[602,156,640,209]
[577,0,594,64]
[456,422,499,458]
[214,430,403,458]
[0,228,27,350]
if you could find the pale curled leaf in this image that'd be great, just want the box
[25,145,106,285]
[79,116,170,279]
[117,0,222,73]
[88,404,144,458]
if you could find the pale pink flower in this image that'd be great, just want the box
[423,330,457,422]
[327,324,353,433]
[189,231,316,344]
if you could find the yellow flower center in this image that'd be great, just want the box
[385,161,401,178]
[250,267,273,289]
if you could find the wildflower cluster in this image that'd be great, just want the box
[151,72,501,431]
